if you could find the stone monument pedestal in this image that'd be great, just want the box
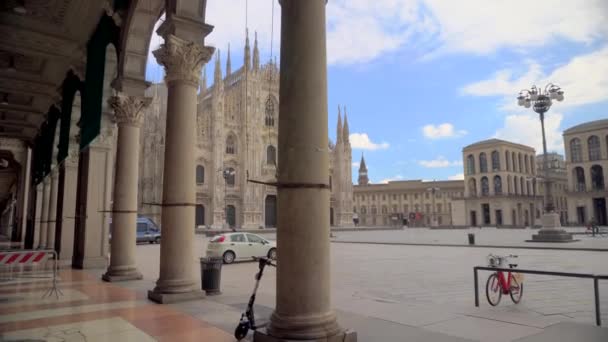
[529,212,576,242]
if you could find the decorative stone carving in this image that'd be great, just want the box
[108,94,151,127]
[153,35,215,86]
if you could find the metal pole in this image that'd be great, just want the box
[474,267,479,307]
[539,111,553,212]
[594,277,601,326]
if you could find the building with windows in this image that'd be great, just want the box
[353,157,464,227]
[564,119,608,225]
[138,36,353,229]
[463,139,542,227]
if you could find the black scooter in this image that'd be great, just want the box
[235,256,276,341]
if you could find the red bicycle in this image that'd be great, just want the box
[485,254,524,306]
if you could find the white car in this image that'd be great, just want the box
[206,233,276,264]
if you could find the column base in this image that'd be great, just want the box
[527,213,576,242]
[102,269,143,282]
[147,289,205,304]
[254,329,357,342]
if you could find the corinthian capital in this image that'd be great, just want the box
[153,34,215,86]
[108,94,152,127]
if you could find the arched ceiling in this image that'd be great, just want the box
[0,0,107,142]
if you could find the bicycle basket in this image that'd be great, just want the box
[487,255,503,267]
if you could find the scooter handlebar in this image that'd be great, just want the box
[252,256,276,267]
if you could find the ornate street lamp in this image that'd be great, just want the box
[517,84,572,241]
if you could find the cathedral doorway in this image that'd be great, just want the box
[265,195,277,228]
[195,205,205,227]
[226,205,236,228]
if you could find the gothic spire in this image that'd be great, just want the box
[253,31,260,71]
[244,28,251,71]
[343,106,350,144]
[214,49,222,84]
[200,67,207,93]
[336,106,343,144]
[226,43,232,76]
[358,154,369,185]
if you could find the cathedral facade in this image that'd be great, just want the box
[138,33,353,229]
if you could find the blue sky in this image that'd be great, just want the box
[146,0,608,184]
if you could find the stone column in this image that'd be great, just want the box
[147,34,214,303]
[103,94,150,282]
[32,183,43,249]
[256,1,355,341]
[38,177,51,249]
[57,147,79,266]
[46,169,59,250]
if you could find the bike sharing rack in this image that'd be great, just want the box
[0,249,63,299]
[474,266,607,327]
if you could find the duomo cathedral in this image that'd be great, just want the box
[138,33,354,229]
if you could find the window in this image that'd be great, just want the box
[491,151,500,171]
[361,206,367,214]
[493,175,502,195]
[225,168,236,186]
[512,153,517,173]
[520,177,525,195]
[372,195,375,200]
[414,194,419,200]
[353,206,357,213]
[371,206,377,214]
[266,145,276,165]
[393,194,397,200]
[247,234,264,244]
[524,155,529,174]
[195,205,205,226]
[468,178,477,196]
[530,155,536,175]
[506,175,511,194]
[574,167,586,191]
[392,205,397,213]
[425,204,431,213]
[479,152,488,173]
[382,194,386,201]
[404,204,409,212]
[513,176,519,194]
[481,177,489,196]
[526,181,531,196]
[438,216,442,225]
[196,165,204,184]
[505,151,510,171]
[591,165,605,190]
[265,96,275,127]
[570,138,582,162]
[437,204,442,213]
[403,194,407,200]
[226,135,236,154]
[382,206,387,214]
[425,193,429,199]
[518,153,523,173]
[230,234,246,242]
[467,154,475,174]
[137,223,147,233]
[588,136,601,161]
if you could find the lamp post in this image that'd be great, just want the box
[517,84,573,241]
[427,181,440,227]
[526,176,537,228]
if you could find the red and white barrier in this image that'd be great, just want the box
[0,251,50,265]
[0,249,62,299]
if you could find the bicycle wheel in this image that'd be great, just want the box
[509,275,524,304]
[485,273,502,306]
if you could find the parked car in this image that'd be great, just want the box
[109,217,161,244]
[136,217,161,244]
[206,233,276,264]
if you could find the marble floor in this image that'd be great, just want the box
[0,269,235,341]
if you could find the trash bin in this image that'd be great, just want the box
[468,233,475,245]
[200,257,223,295]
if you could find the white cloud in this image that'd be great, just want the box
[422,0,608,57]
[146,1,608,68]
[352,162,360,168]
[448,173,464,181]
[349,133,390,150]
[378,175,404,184]
[462,46,608,109]
[418,156,462,168]
[422,123,467,139]
[494,112,564,153]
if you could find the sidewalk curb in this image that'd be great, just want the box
[331,240,608,252]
